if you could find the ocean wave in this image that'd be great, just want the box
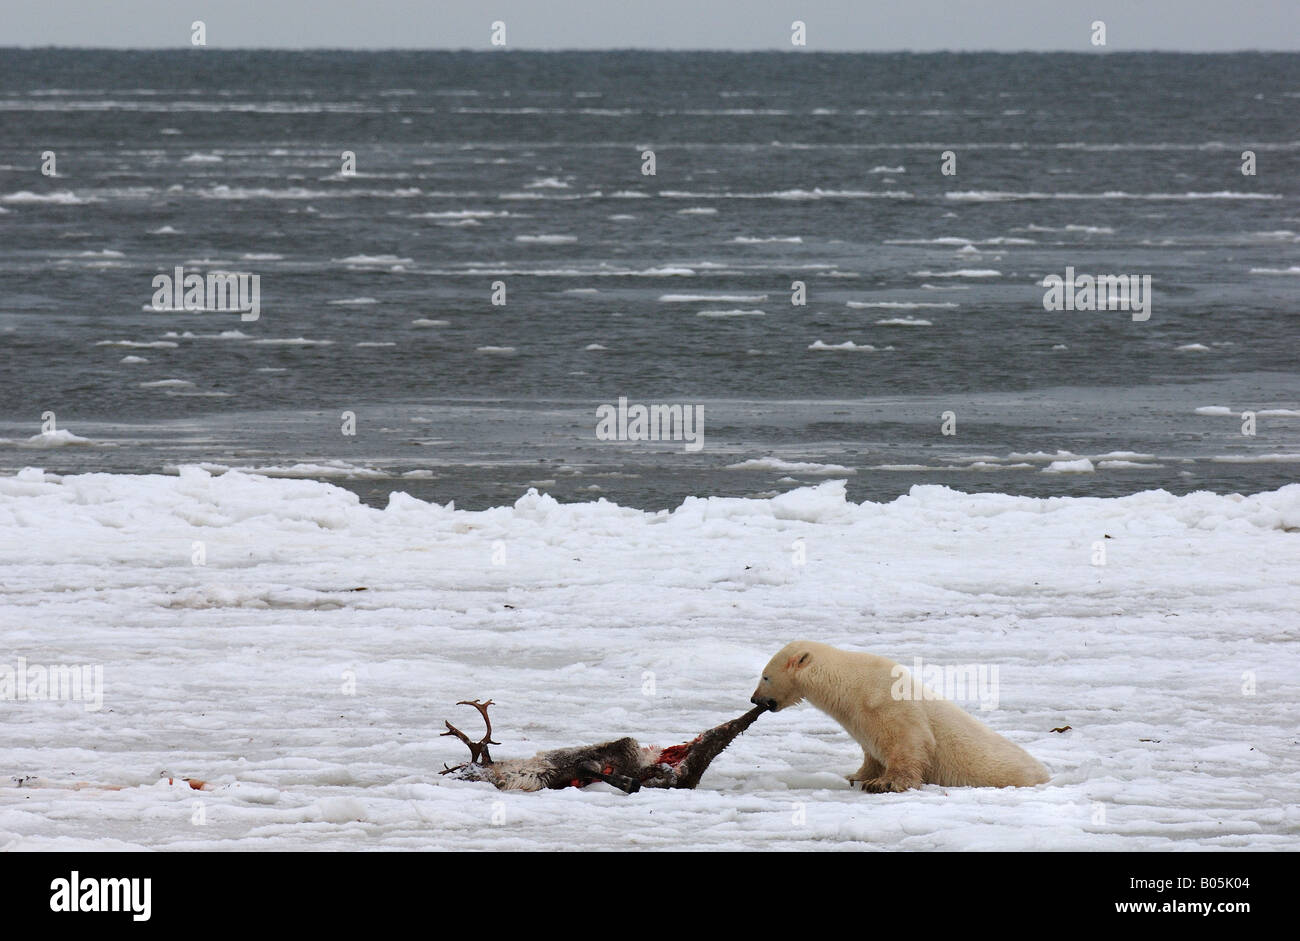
[1,190,96,204]
[847,301,957,309]
[659,293,767,302]
[659,189,913,200]
[886,236,1035,245]
[334,254,413,265]
[1210,454,1300,463]
[948,190,1281,201]
[251,337,334,346]
[808,340,877,351]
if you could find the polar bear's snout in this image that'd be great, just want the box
[750,695,777,712]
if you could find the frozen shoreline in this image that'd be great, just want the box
[1,468,1297,850]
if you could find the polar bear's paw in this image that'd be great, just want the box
[858,772,922,793]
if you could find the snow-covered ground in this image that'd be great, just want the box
[1,468,1297,850]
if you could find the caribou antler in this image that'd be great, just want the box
[440,698,500,769]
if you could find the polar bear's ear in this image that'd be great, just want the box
[786,651,812,670]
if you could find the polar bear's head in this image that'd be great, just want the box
[750,641,815,712]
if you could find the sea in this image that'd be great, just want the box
[1,50,1296,509]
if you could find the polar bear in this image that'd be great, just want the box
[750,640,1049,791]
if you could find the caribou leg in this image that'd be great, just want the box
[664,703,768,789]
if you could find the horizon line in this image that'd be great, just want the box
[3,46,1298,54]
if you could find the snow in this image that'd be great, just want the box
[1,470,1297,850]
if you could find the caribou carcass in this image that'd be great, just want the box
[439,699,767,793]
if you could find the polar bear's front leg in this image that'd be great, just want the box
[857,708,934,793]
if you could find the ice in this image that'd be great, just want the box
[334,254,413,265]
[1042,458,1096,474]
[177,461,388,479]
[808,340,876,351]
[11,430,96,448]
[911,269,1002,278]
[660,294,767,303]
[725,458,857,476]
[1,190,96,204]
[251,338,334,346]
[0,471,1296,849]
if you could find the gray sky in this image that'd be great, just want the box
[4,1,1298,50]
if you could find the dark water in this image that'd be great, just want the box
[0,51,1296,508]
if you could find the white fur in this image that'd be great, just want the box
[752,640,1049,791]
